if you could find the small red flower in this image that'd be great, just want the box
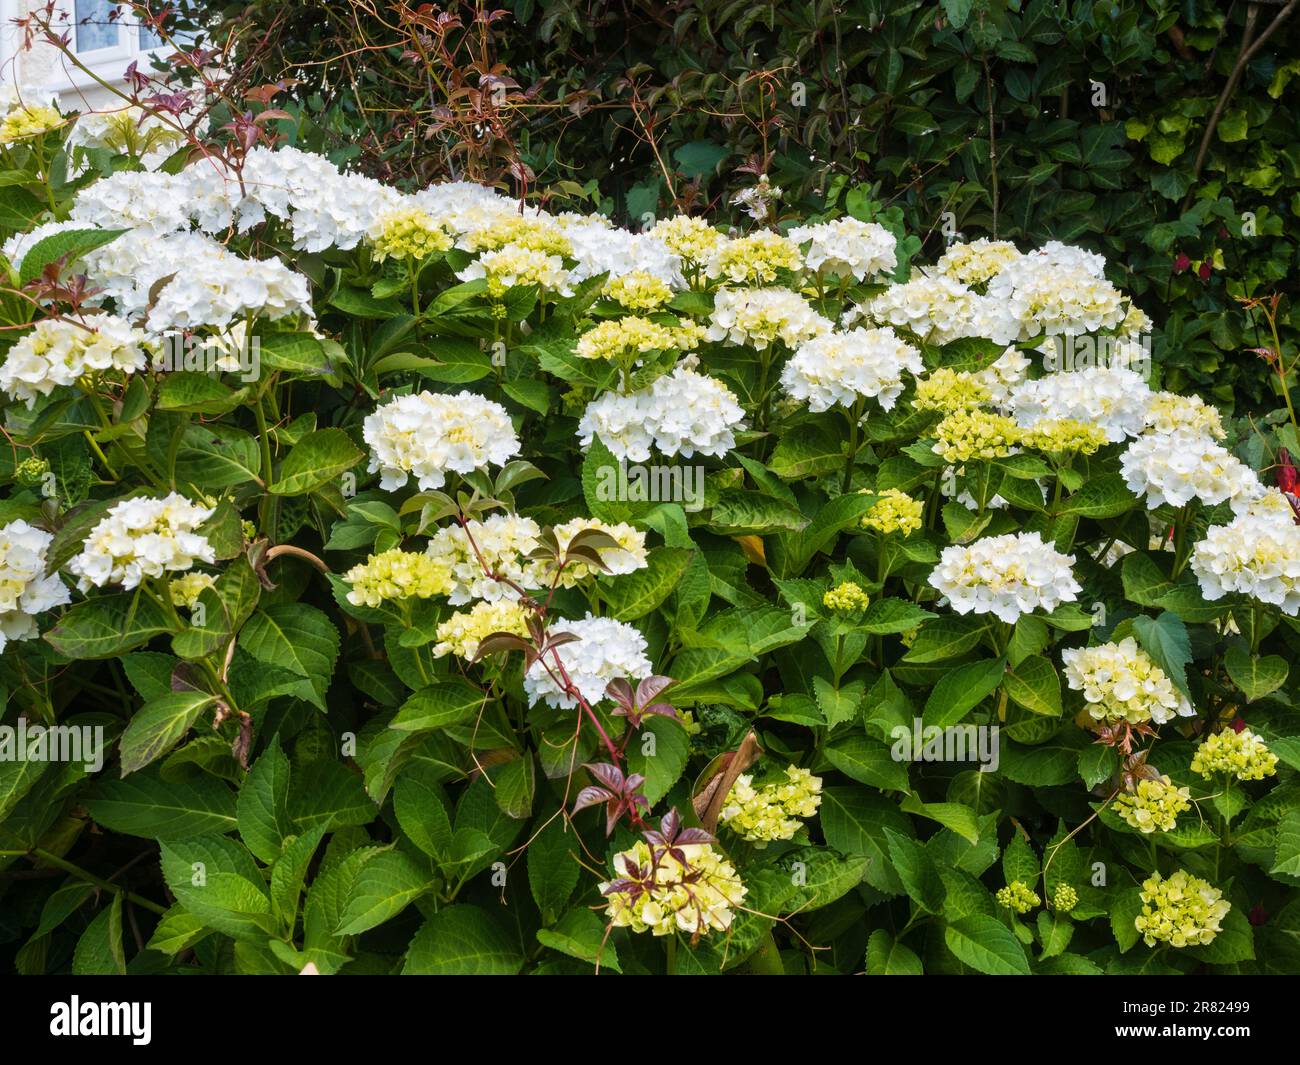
[1173,253,1191,273]
[1231,716,1247,734]
[1197,260,1212,281]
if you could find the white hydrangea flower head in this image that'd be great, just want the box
[1191,509,1300,615]
[1143,391,1226,440]
[0,520,70,652]
[67,494,216,592]
[76,224,314,332]
[859,274,980,345]
[1061,637,1193,725]
[424,514,544,605]
[988,255,1126,338]
[1009,366,1152,442]
[788,217,897,281]
[363,390,520,491]
[1120,430,1261,510]
[238,146,405,251]
[780,327,923,412]
[523,614,652,709]
[933,238,1022,287]
[551,518,648,584]
[70,170,191,237]
[706,287,831,349]
[577,364,745,461]
[975,346,1032,408]
[928,531,1081,623]
[0,316,156,407]
[413,180,519,235]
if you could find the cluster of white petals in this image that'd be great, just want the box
[1121,430,1261,509]
[1192,503,1300,615]
[523,614,652,708]
[0,520,69,651]
[928,531,1081,623]
[578,364,745,462]
[780,327,923,412]
[67,494,215,592]
[0,316,156,407]
[788,217,897,280]
[363,390,520,492]
[706,288,831,349]
[1009,366,1152,442]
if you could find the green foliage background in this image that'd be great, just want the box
[191,0,1300,412]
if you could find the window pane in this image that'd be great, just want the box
[75,0,120,52]
[139,23,164,50]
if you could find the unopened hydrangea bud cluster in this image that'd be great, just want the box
[822,581,871,613]
[996,881,1040,913]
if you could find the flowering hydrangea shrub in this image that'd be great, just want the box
[0,97,1297,980]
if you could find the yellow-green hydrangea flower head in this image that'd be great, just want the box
[719,766,823,844]
[650,215,724,266]
[996,880,1040,914]
[600,839,746,937]
[913,368,990,413]
[461,215,572,257]
[1020,417,1108,456]
[0,103,62,143]
[1134,870,1230,948]
[1052,883,1078,912]
[1191,726,1279,782]
[371,206,453,262]
[932,408,1020,463]
[432,598,531,660]
[862,487,924,536]
[1114,774,1192,834]
[603,270,674,311]
[705,230,802,286]
[823,581,871,613]
[343,549,454,609]
[169,572,217,610]
[574,316,704,362]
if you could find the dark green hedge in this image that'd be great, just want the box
[190,0,1300,413]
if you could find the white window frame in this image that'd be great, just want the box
[48,1,171,95]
